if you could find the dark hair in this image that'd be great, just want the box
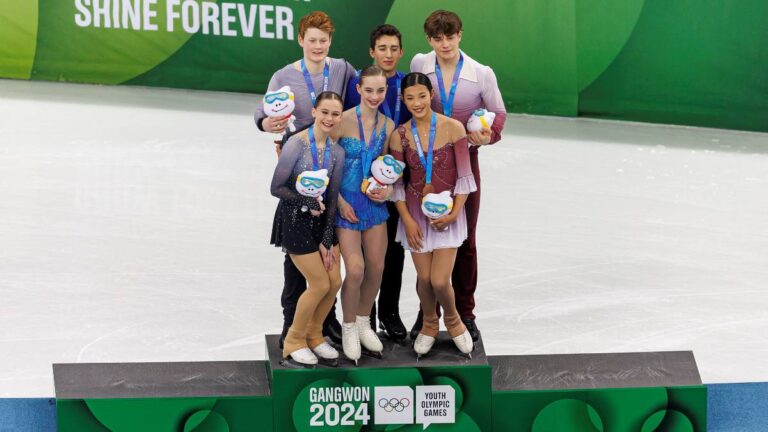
[400,72,433,95]
[299,11,334,38]
[423,10,462,38]
[314,91,343,108]
[358,65,387,86]
[369,24,402,50]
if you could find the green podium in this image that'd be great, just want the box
[54,334,706,431]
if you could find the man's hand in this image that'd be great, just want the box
[468,128,492,146]
[263,116,288,134]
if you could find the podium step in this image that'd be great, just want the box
[265,331,488,369]
[53,361,273,431]
[490,351,706,431]
[54,360,271,399]
[490,350,702,391]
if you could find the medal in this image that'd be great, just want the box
[301,59,330,106]
[410,112,437,196]
[435,52,464,117]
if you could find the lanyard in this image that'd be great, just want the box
[356,105,383,179]
[301,59,330,106]
[410,112,437,186]
[380,75,402,126]
[434,53,464,117]
[308,126,332,171]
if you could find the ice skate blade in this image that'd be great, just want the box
[280,358,317,369]
[361,348,383,359]
[316,357,339,367]
[378,330,408,345]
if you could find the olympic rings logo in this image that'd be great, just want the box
[378,397,411,413]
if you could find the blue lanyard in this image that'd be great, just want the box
[308,126,332,171]
[380,75,402,126]
[410,112,437,186]
[301,59,329,106]
[434,53,463,117]
[356,105,383,179]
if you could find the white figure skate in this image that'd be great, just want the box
[311,342,339,367]
[413,333,436,359]
[356,315,384,358]
[285,347,318,368]
[452,329,474,359]
[342,322,361,365]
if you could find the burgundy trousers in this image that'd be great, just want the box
[451,147,481,319]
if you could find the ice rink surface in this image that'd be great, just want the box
[1,79,767,397]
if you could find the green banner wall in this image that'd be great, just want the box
[1,0,766,132]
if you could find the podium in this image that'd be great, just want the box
[54,334,706,431]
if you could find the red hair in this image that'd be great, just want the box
[299,11,334,38]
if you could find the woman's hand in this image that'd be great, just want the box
[365,186,388,203]
[310,198,326,217]
[338,197,358,223]
[430,213,457,232]
[263,116,288,134]
[404,218,424,251]
[319,244,336,270]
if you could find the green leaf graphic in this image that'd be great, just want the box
[0,0,38,79]
[32,0,204,84]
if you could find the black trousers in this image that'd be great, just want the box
[376,201,405,318]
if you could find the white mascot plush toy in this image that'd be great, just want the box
[361,154,406,194]
[263,86,296,134]
[296,169,329,212]
[466,108,496,133]
[421,191,454,220]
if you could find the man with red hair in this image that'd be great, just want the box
[255,11,356,351]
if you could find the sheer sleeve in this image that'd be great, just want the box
[269,136,321,211]
[320,145,346,249]
[453,136,477,195]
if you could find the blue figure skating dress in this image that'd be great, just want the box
[336,136,389,231]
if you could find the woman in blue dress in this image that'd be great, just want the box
[336,66,396,364]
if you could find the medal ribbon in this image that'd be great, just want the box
[301,59,330,106]
[381,75,402,126]
[435,52,464,117]
[308,126,332,171]
[356,105,383,180]
[410,112,437,187]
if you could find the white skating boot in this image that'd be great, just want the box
[356,315,383,357]
[311,342,339,367]
[342,322,361,365]
[413,333,436,358]
[286,347,318,367]
[452,329,474,358]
